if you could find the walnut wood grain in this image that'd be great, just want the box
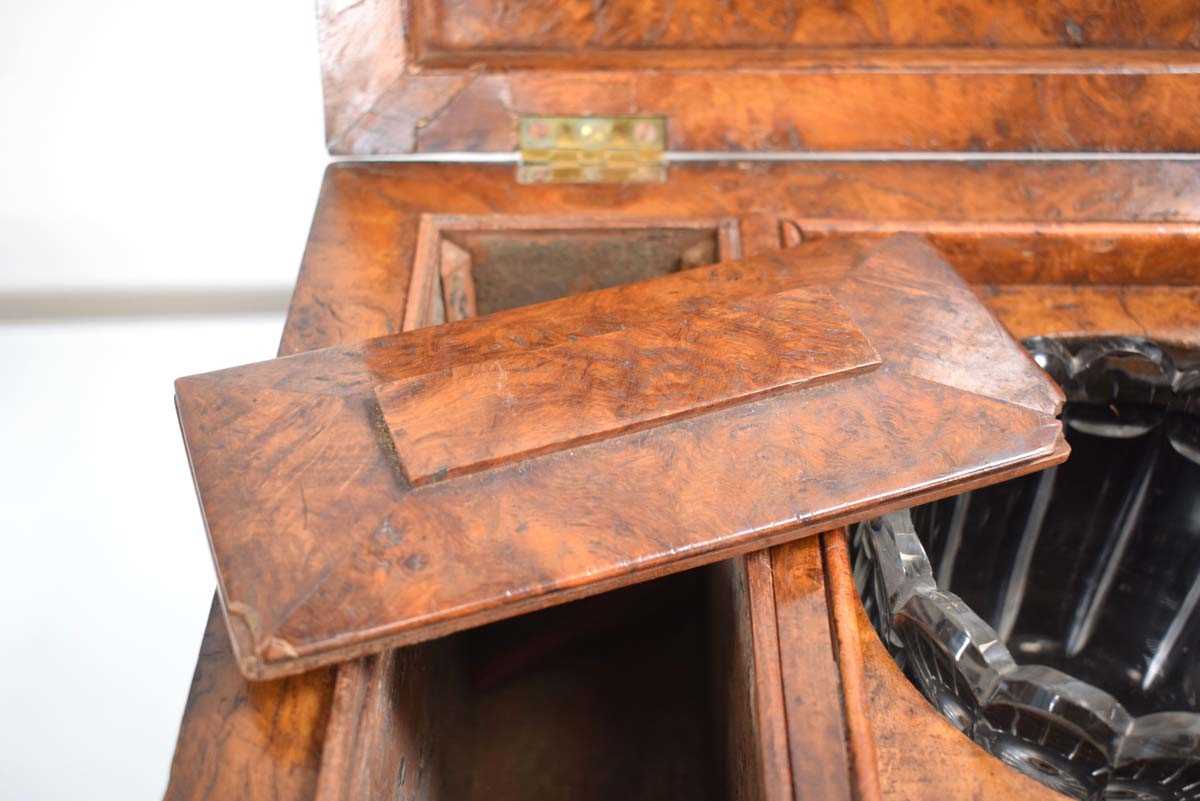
[739,530,884,801]
[164,174,417,801]
[318,0,1200,154]
[331,70,1200,155]
[821,529,884,801]
[162,599,335,801]
[855,598,1069,801]
[315,213,738,801]
[792,221,1200,286]
[393,211,773,801]
[743,550,794,801]
[771,537,855,801]
[314,652,401,801]
[414,48,1200,72]
[978,284,1200,348]
[176,234,1067,680]
[165,159,1200,801]
[413,0,1200,52]
[313,642,457,801]
[710,551,794,801]
[281,161,1200,358]
[375,286,880,485]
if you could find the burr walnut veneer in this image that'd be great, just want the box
[177,234,1066,679]
[166,160,1200,801]
[165,0,1200,798]
[319,0,1200,154]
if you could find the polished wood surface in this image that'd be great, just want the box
[326,69,1200,155]
[165,159,1200,801]
[314,217,737,801]
[176,234,1066,679]
[856,597,1069,801]
[710,551,793,801]
[413,0,1200,51]
[163,599,335,801]
[822,529,884,801]
[317,0,1200,154]
[791,220,1200,285]
[375,285,879,485]
[393,206,779,801]
[283,160,1200,360]
[978,284,1200,348]
[771,537,856,801]
[713,530,886,801]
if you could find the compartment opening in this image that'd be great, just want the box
[444,227,720,316]
[379,216,745,801]
[436,570,723,801]
[405,217,737,329]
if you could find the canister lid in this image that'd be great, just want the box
[176,234,1067,679]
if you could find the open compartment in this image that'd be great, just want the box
[312,213,758,801]
[314,566,756,801]
[439,570,722,801]
[405,216,740,326]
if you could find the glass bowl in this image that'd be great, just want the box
[854,337,1200,800]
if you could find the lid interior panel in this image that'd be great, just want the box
[412,0,1200,54]
[317,0,1200,154]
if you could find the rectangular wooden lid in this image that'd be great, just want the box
[317,0,1200,155]
[176,234,1068,679]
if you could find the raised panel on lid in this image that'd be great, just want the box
[174,234,1068,680]
[376,287,879,485]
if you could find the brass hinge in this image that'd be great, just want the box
[517,116,666,184]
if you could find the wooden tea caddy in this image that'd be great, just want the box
[164,3,1200,800]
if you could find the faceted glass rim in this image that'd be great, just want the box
[856,510,1200,768]
[855,337,1200,798]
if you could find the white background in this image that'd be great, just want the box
[1,2,329,799]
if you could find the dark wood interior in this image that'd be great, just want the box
[410,220,749,801]
[338,222,739,800]
[439,569,721,801]
[403,215,738,330]
[448,227,719,315]
[345,215,729,796]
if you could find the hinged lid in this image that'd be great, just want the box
[317,0,1200,156]
[176,235,1068,679]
